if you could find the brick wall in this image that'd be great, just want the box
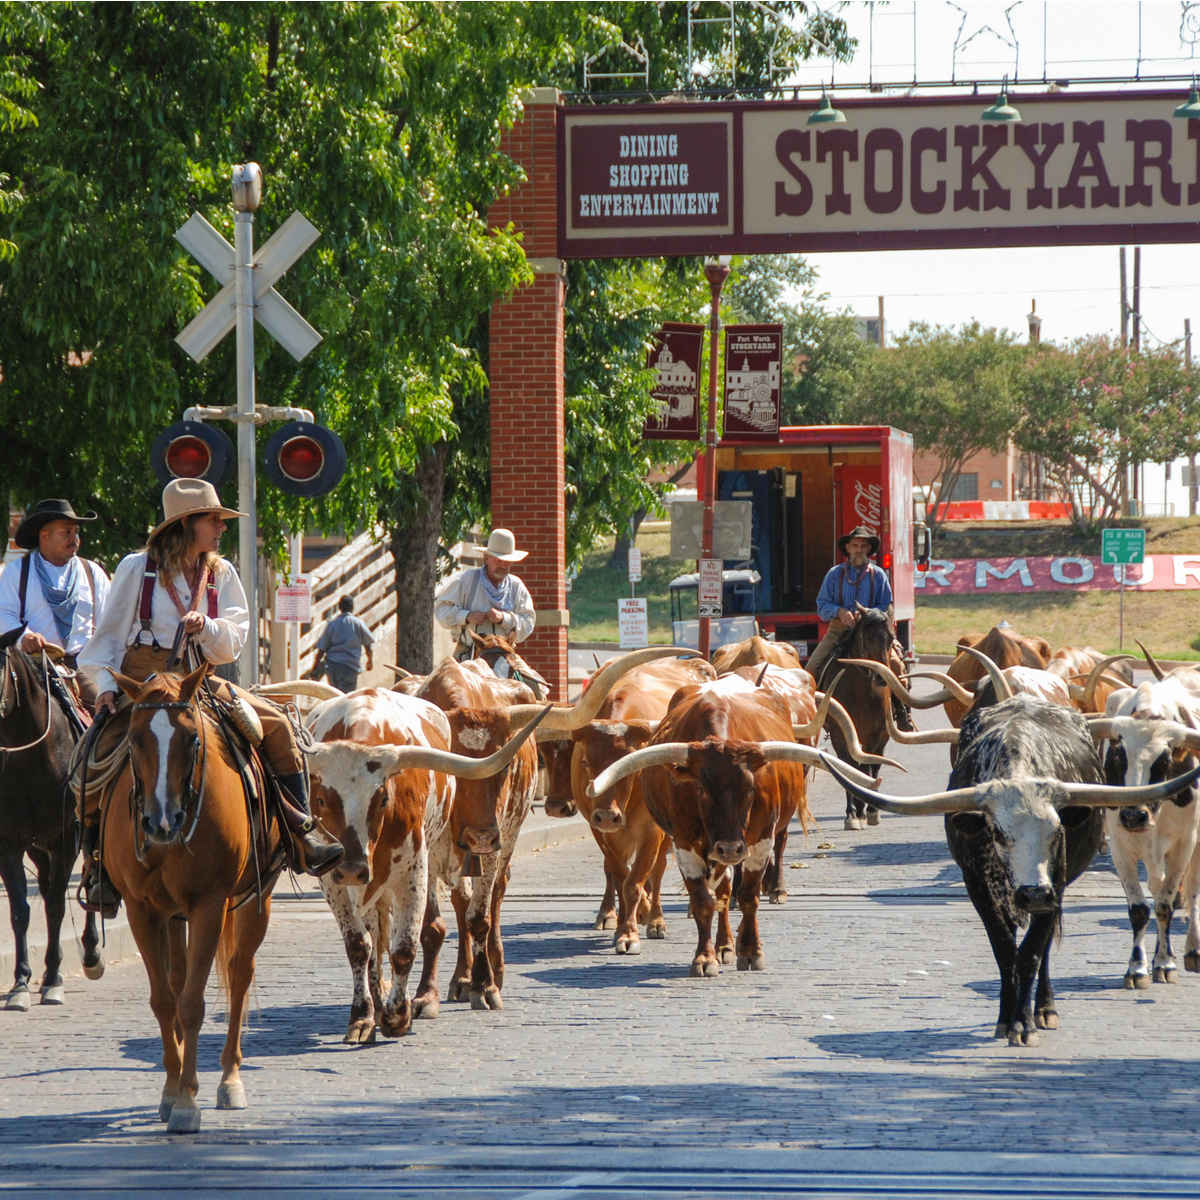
[488,90,569,699]
[913,444,1015,503]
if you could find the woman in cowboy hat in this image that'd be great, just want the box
[0,499,110,712]
[434,528,535,660]
[77,479,342,913]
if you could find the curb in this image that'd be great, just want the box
[515,807,590,856]
[0,909,138,989]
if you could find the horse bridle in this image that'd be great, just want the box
[129,694,210,847]
[0,646,56,756]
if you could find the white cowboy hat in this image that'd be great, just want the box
[484,528,527,562]
[149,478,246,540]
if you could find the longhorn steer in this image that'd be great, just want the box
[710,635,801,675]
[826,694,1200,1045]
[1092,673,1200,988]
[944,627,1052,727]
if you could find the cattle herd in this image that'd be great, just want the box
[256,621,1200,1059]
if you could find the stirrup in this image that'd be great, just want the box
[293,819,344,878]
[76,874,120,920]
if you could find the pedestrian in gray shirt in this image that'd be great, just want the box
[311,596,375,693]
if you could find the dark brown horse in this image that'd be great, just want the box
[0,637,102,1010]
[104,661,283,1133]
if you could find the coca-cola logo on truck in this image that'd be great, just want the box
[854,480,882,537]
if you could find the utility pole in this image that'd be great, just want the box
[1120,246,1128,349]
[1189,318,1197,517]
[1132,246,1141,351]
[877,295,885,348]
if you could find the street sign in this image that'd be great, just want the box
[627,546,642,583]
[1101,528,1146,565]
[274,576,312,622]
[669,500,752,561]
[617,597,648,649]
[174,210,322,363]
[698,557,723,618]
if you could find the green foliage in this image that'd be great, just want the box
[847,322,1021,529]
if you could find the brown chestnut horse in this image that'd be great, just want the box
[103,661,284,1134]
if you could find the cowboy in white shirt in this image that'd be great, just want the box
[0,499,110,713]
[434,529,535,660]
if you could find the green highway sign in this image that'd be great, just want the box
[1101,527,1146,565]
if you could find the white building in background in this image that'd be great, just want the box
[652,344,697,421]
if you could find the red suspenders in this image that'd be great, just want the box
[137,556,218,648]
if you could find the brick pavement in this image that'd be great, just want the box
[3,680,1200,1194]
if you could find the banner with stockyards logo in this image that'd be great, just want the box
[722,324,783,441]
[643,322,704,440]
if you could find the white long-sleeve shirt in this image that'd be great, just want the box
[79,552,249,694]
[433,567,535,648]
[0,552,110,656]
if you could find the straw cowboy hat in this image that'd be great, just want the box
[484,529,528,563]
[14,499,98,550]
[837,525,880,557]
[149,479,246,540]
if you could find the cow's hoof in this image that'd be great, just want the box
[412,994,440,1020]
[614,935,641,955]
[646,920,667,940]
[1008,1027,1039,1048]
[690,959,720,978]
[769,890,787,906]
[844,816,863,831]
[716,946,734,964]
[39,984,65,1006]
[866,807,881,826]
[736,953,766,972]
[1125,971,1151,990]
[1022,1029,1040,1048]
[158,1093,178,1122]
[470,987,503,1011]
[379,1009,412,1038]
[1185,951,1200,973]
[81,956,105,981]
[447,979,470,1002]
[216,1081,247,1110]
[1035,1011,1059,1030]
[4,987,30,1012]
[167,1101,201,1134]
[993,1022,1008,1039]
[343,1019,376,1045]
[1154,966,1179,984]
[594,913,617,931]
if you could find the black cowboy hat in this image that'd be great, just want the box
[837,525,880,557]
[14,499,97,550]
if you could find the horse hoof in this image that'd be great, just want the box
[167,1102,201,1134]
[4,988,30,1012]
[158,1095,177,1122]
[1185,951,1200,973]
[39,985,65,1006]
[993,1022,1008,1039]
[1154,967,1179,984]
[866,808,881,826]
[412,996,440,1020]
[844,816,863,831]
[216,1081,247,1110]
[646,921,667,940]
[769,891,787,906]
[81,958,105,981]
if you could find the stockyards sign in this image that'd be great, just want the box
[723,324,783,440]
[558,92,1200,257]
[917,556,1200,593]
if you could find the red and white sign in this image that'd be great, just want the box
[723,325,783,441]
[836,465,883,546]
[644,323,704,441]
[915,556,1200,593]
[698,557,724,617]
[618,597,649,649]
[274,576,312,621]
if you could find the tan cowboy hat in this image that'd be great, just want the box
[484,528,528,563]
[149,479,246,540]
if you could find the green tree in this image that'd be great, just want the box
[846,322,1021,532]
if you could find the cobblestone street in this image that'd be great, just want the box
[3,682,1200,1196]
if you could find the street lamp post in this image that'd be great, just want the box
[698,254,731,662]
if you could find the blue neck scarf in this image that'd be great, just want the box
[33,552,82,643]
[479,566,513,612]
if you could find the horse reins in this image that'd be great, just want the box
[129,693,210,848]
[0,649,56,757]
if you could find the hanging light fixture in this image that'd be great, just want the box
[807,85,846,126]
[981,77,1022,123]
[1174,81,1200,120]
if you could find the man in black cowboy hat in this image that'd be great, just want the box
[0,500,110,713]
[803,525,895,689]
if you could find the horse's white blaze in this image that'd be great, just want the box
[149,709,175,822]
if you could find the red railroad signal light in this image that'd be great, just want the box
[151,421,234,488]
[263,421,346,497]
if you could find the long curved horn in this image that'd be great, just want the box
[802,693,907,770]
[1089,717,1200,755]
[376,705,551,780]
[586,742,691,797]
[904,671,978,705]
[386,663,415,679]
[508,646,700,731]
[1086,718,1116,740]
[958,645,1014,701]
[1135,639,1166,682]
[839,659,965,709]
[820,753,980,815]
[1060,761,1200,807]
[255,680,343,702]
[755,661,771,687]
[1069,654,1138,709]
[756,741,881,789]
[884,701,959,745]
[791,672,838,739]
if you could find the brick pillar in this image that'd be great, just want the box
[488,88,569,700]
